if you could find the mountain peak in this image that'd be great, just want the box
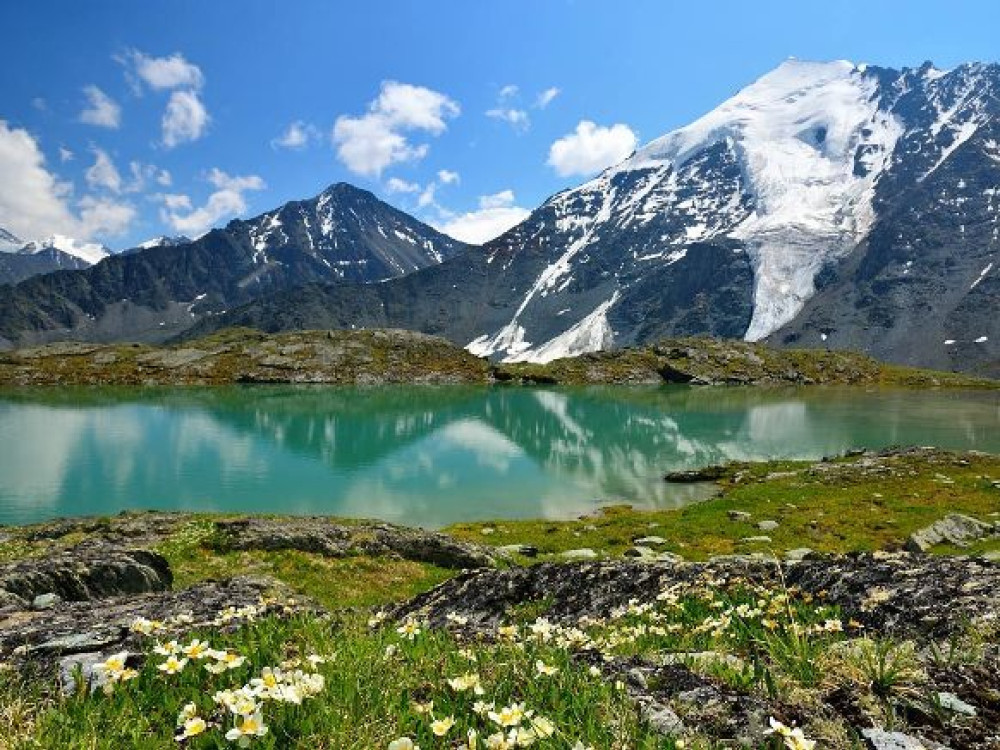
[21,235,111,265]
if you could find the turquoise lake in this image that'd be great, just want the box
[0,385,998,528]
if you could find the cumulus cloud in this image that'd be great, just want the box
[417,183,437,209]
[0,121,135,241]
[498,84,519,99]
[546,120,637,177]
[125,161,171,192]
[126,50,204,91]
[58,147,74,162]
[333,81,460,177]
[535,87,561,108]
[79,85,122,129]
[437,169,460,185]
[85,148,123,193]
[437,189,530,245]
[385,177,420,194]
[162,89,209,148]
[271,120,319,150]
[158,168,264,237]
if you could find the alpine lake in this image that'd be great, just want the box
[1,384,998,528]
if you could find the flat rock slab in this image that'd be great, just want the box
[212,518,498,570]
[391,553,1000,639]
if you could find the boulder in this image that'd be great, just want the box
[906,513,997,552]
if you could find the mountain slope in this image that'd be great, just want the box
[0,184,466,346]
[186,59,1000,373]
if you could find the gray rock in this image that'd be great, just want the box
[497,544,539,558]
[633,536,667,546]
[213,518,497,569]
[737,536,772,544]
[31,593,62,610]
[0,544,171,607]
[861,728,952,750]
[935,691,977,716]
[906,513,996,552]
[640,701,684,735]
[59,651,112,695]
[560,548,599,560]
[757,520,779,531]
[623,546,657,560]
[727,510,752,522]
[784,547,815,561]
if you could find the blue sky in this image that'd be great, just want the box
[1,0,998,249]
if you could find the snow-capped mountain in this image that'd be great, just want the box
[18,235,112,265]
[0,183,467,344]
[0,233,110,286]
[183,59,999,375]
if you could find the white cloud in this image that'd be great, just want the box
[487,107,529,132]
[499,84,519,100]
[437,189,530,245]
[158,168,264,237]
[272,120,319,150]
[58,147,74,162]
[417,183,437,209]
[127,50,204,90]
[437,169,460,185]
[546,120,637,177]
[332,81,460,177]
[85,148,123,193]
[0,120,135,241]
[536,87,561,108]
[162,89,209,148]
[79,85,121,129]
[385,177,420,194]
[77,195,136,238]
[124,161,171,192]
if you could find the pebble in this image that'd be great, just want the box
[936,691,977,716]
[727,510,752,522]
[31,592,62,610]
[785,547,814,561]
[737,536,772,544]
[634,536,667,545]
[757,520,780,531]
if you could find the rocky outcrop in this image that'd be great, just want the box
[212,517,499,570]
[391,553,1000,639]
[906,513,998,552]
[0,328,490,386]
[0,543,171,612]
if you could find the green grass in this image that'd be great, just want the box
[446,451,1000,560]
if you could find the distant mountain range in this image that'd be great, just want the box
[0,183,466,345]
[0,59,997,375]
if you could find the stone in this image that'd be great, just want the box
[31,593,62,610]
[935,691,977,716]
[0,544,171,606]
[58,651,110,695]
[906,513,996,552]
[757,520,779,531]
[663,465,729,483]
[634,536,667,546]
[861,728,952,750]
[728,510,752,522]
[737,536,772,544]
[560,548,599,560]
[213,518,497,570]
[784,547,814,562]
[497,544,539,558]
[623,546,657,560]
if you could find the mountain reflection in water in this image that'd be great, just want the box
[0,385,998,527]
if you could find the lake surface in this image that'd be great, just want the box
[0,385,998,528]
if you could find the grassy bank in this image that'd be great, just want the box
[0,449,998,748]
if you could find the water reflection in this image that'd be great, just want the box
[0,385,998,527]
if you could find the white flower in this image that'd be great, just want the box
[534,660,558,676]
[225,711,267,746]
[431,716,456,736]
[388,739,419,750]
[175,716,207,740]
